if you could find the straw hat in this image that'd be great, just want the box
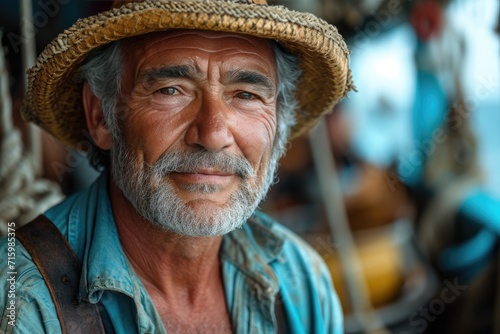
[22,0,354,149]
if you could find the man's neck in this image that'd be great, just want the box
[109,180,225,305]
[110,178,232,332]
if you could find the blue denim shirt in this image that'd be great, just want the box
[1,173,343,333]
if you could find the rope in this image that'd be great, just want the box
[0,31,62,236]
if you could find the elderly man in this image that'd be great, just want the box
[0,0,353,333]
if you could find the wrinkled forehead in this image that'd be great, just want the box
[122,29,276,59]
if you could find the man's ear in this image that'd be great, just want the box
[82,82,112,150]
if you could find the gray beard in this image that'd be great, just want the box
[111,141,278,237]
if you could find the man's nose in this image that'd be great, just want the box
[184,93,234,151]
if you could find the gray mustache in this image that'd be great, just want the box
[154,151,255,179]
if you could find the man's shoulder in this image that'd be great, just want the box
[0,186,92,299]
[0,179,103,333]
[0,236,60,333]
[0,229,45,286]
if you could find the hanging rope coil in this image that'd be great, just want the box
[0,32,62,235]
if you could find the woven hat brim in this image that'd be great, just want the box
[22,0,353,148]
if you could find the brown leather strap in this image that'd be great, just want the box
[16,215,105,334]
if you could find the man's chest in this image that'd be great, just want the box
[150,289,233,334]
[162,315,233,334]
[154,300,233,333]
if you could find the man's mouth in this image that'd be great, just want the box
[156,150,254,179]
[170,170,235,185]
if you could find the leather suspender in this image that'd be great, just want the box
[16,215,105,334]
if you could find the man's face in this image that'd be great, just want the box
[111,30,279,236]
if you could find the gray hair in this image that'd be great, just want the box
[78,37,300,170]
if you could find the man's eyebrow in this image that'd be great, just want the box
[224,70,276,93]
[139,65,199,86]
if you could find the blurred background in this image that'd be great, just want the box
[1,0,499,333]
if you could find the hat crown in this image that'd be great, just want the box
[112,0,267,9]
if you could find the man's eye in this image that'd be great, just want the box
[157,87,178,95]
[236,92,256,100]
